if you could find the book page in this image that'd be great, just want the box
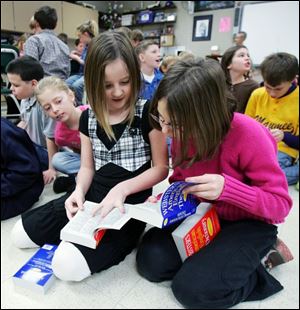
[63,201,130,236]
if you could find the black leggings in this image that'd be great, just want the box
[22,192,146,274]
[136,219,282,309]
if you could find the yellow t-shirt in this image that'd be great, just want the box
[245,86,299,158]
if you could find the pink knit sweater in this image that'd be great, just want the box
[169,113,292,224]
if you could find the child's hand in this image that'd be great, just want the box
[65,190,85,220]
[183,174,225,200]
[146,193,163,203]
[92,184,127,218]
[146,196,159,203]
[270,129,284,142]
[43,168,57,184]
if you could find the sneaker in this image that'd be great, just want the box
[263,238,294,271]
[53,176,76,194]
[296,181,299,191]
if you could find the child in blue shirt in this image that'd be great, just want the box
[136,40,163,101]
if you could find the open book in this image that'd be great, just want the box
[60,181,199,249]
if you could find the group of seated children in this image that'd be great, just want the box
[1,9,299,307]
[6,31,296,309]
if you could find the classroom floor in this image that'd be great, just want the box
[1,178,299,309]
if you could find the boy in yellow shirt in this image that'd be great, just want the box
[245,52,299,185]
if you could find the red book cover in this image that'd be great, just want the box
[172,204,220,261]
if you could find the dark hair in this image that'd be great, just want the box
[260,52,299,86]
[6,56,44,81]
[84,31,141,140]
[58,33,68,44]
[149,58,234,168]
[75,38,80,46]
[239,31,247,40]
[34,6,57,30]
[221,45,249,83]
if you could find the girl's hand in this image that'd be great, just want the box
[146,195,159,203]
[65,189,85,220]
[146,193,163,203]
[270,128,284,142]
[43,168,57,184]
[92,184,128,218]
[183,174,225,200]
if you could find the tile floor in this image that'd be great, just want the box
[1,179,299,309]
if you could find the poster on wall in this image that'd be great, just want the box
[192,15,213,41]
[219,16,231,32]
[194,1,235,12]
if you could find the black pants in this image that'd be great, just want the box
[22,192,146,274]
[136,219,282,309]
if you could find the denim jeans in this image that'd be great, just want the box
[66,74,84,105]
[166,137,172,158]
[51,151,81,175]
[278,151,299,185]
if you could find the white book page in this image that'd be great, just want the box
[63,201,130,236]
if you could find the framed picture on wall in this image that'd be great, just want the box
[192,15,213,41]
[194,1,235,12]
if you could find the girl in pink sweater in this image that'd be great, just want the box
[136,58,293,309]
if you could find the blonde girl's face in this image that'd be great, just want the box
[39,88,75,122]
[227,47,251,74]
[104,58,131,113]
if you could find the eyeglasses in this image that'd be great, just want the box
[150,113,174,129]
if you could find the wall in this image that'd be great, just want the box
[173,2,234,57]
[1,1,63,34]
[1,1,98,39]
[84,1,235,58]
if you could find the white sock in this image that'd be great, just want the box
[10,219,39,248]
[52,241,91,282]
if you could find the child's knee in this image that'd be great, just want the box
[51,152,64,168]
[11,219,39,248]
[52,241,91,282]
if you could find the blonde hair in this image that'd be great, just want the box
[35,76,70,103]
[178,51,195,62]
[29,16,37,31]
[160,55,178,73]
[76,20,98,37]
[85,31,141,141]
[135,39,158,56]
[130,29,144,43]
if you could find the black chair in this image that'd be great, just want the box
[1,44,21,123]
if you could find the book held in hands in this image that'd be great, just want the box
[172,203,220,261]
[60,181,200,249]
[12,244,57,294]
